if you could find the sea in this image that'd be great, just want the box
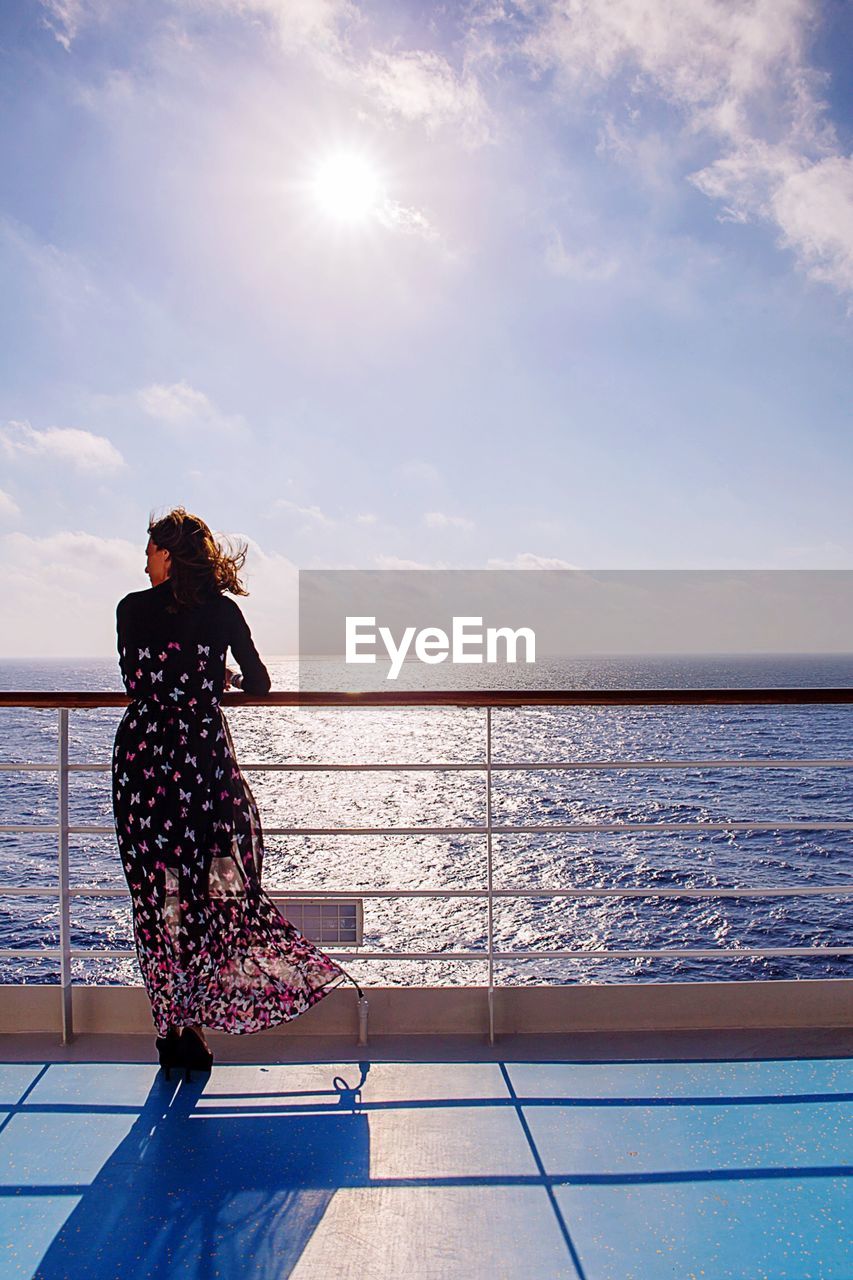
[1,654,851,988]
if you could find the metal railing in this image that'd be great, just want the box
[1,689,852,1044]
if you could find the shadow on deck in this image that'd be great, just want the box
[0,1031,850,1279]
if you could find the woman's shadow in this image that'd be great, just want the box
[33,1063,372,1280]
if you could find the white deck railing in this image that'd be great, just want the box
[1,689,852,1044]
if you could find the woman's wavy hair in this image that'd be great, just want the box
[147,507,249,610]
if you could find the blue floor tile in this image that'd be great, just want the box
[25,1065,161,1109]
[0,1055,848,1280]
[0,1112,140,1186]
[553,1176,850,1280]
[507,1057,853,1100]
[0,1196,83,1280]
[522,1098,850,1175]
[0,1067,44,1107]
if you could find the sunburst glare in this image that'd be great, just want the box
[312,151,384,223]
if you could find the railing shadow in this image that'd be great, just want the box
[2,1054,849,1280]
[28,1065,371,1280]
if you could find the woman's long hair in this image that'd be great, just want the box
[147,507,249,610]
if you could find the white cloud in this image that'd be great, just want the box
[138,381,214,423]
[52,0,467,155]
[0,489,20,521]
[232,5,492,143]
[0,527,298,656]
[38,0,87,51]
[135,381,250,437]
[4,530,140,581]
[377,197,439,241]
[221,535,299,654]
[770,153,853,294]
[46,0,361,56]
[486,552,580,569]
[374,554,450,569]
[425,511,475,531]
[0,421,125,474]
[520,0,822,124]
[222,0,360,60]
[545,229,620,281]
[182,2,491,145]
[274,498,335,527]
[518,0,853,297]
[691,143,853,294]
[0,530,141,656]
[359,48,492,146]
[356,512,378,524]
[38,0,134,52]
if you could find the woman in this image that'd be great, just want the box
[112,507,360,1077]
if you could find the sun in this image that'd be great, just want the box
[312,152,383,223]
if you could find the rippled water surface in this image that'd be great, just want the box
[1,655,851,986]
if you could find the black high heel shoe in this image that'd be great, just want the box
[179,1026,213,1080]
[155,1027,183,1080]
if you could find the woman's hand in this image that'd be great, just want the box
[224,666,236,690]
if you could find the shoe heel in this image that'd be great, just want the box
[156,1029,182,1078]
[180,1028,213,1074]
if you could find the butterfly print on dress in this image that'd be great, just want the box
[112,601,347,1037]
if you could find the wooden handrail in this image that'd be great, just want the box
[0,689,851,708]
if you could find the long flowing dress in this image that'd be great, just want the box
[112,578,349,1036]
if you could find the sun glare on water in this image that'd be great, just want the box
[312,152,383,223]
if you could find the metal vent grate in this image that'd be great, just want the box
[272,897,363,947]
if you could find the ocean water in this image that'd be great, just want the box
[1,654,851,988]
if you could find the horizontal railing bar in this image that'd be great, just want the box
[448,758,853,771]
[237,758,853,771]
[475,821,853,833]
[10,757,853,775]
[2,947,851,960]
[6,756,853,773]
[307,885,853,898]
[438,949,853,959]
[251,822,853,834]
[0,949,63,957]
[0,763,59,771]
[3,821,853,836]
[2,688,853,709]
[1,880,850,901]
[0,826,63,833]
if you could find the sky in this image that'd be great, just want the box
[1,0,852,656]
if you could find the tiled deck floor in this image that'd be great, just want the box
[0,1033,850,1279]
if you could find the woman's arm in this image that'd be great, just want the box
[116,596,132,688]
[226,601,271,694]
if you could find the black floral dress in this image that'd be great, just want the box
[112,579,349,1037]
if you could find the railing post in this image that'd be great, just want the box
[58,708,73,1044]
[486,706,495,1045]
